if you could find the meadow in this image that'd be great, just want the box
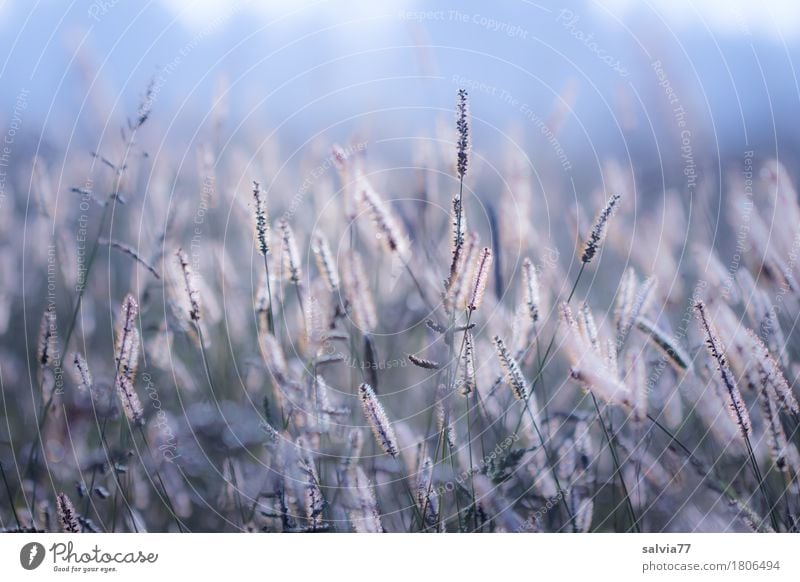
[1,84,799,534]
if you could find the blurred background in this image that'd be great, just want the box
[2,0,800,191]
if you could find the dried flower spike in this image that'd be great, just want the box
[56,492,81,533]
[581,193,620,264]
[521,257,540,323]
[312,232,339,292]
[694,301,751,438]
[451,194,466,255]
[115,294,140,382]
[493,335,528,401]
[70,352,93,393]
[356,175,409,259]
[446,232,478,312]
[436,384,457,449]
[116,374,144,426]
[358,383,399,458]
[447,195,467,289]
[745,329,798,414]
[758,387,789,472]
[38,309,57,367]
[459,330,476,396]
[99,238,160,279]
[456,89,470,179]
[468,247,493,311]
[416,456,439,529]
[175,248,201,322]
[407,353,441,370]
[252,180,270,256]
[277,218,302,285]
[635,316,691,373]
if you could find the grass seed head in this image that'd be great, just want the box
[581,193,620,264]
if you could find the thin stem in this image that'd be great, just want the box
[512,262,587,440]
[0,462,21,528]
[19,205,112,510]
[404,262,434,313]
[742,434,781,532]
[81,414,111,520]
[465,393,478,531]
[523,402,577,532]
[262,254,275,334]
[294,284,308,338]
[645,412,774,532]
[590,393,639,532]
[136,424,186,532]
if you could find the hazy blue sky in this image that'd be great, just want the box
[2,0,799,167]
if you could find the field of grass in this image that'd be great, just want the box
[1,78,800,534]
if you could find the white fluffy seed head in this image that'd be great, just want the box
[356,174,409,259]
[175,248,201,322]
[521,257,540,323]
[70,352,93,393]
[459,331,476,396]
[252,180,270,256]
[581,193,620,264]
[493,335,528,401]
[468,247,493,311]
[456,89,470,178]
[115,294,140,382]
[116,374,144,426]
[358,383,398,458]
[311,232,339,292]
[694,301,752,438]
[277,218,302,285]
[38,309,57,368]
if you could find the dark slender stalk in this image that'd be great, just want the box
[135,424,185,532]
[512,262,586,439]
[404,262,434,313]
[19,206,111,511]
[590,393,639,532]
[523,403,577,532]
[742,435,781,532]
[1,462,21,528]
[645,412,774,532]
[81,414,110,520]
[465,392,478,531]
[262,254,275,334]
